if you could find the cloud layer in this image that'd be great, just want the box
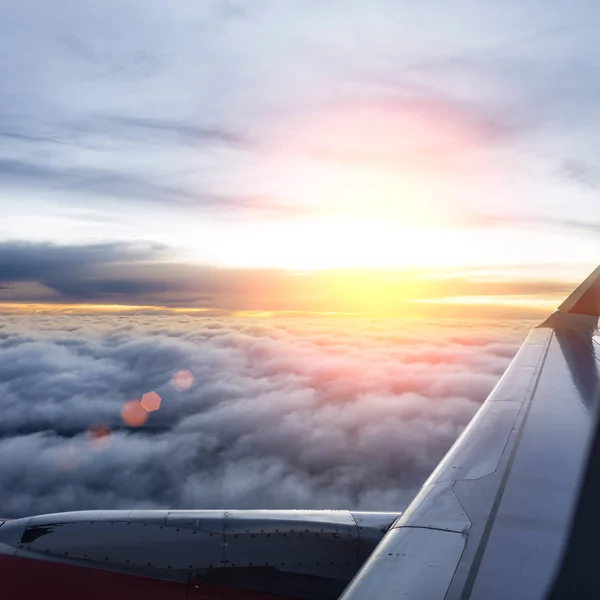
[0,240,583,317]
[0,315,527,517]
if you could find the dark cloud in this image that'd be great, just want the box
[0,315,527,517]
[0,241,165,283]
[0,241,578,318]
[0,131,83,147]
[0,107,251,152]
[48,278,174,299]
[99,115,251,147]
[0,158,198,205]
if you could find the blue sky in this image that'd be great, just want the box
[0,0,599,309]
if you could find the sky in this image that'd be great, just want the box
[0,0,599,313]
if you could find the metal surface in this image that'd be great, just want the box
[351,511,403,564]
[547,330,600,599]
[556,265,600,316]
[340,528,466,600]
[456,327,596,600]
[0,509,398,599]
[0,553,190,600]
[0,552,299,599]
[395,481,471,533]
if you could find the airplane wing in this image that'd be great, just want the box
[341,265,600,600]
[0,266,598,600]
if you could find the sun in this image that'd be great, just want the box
[207,101,498,270]
[205,215,461,271]
[178,101,507,272]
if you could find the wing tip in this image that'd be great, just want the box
[539,265,600,330]
[557,265,600,317]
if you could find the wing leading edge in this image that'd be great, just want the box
[341,266,600,600]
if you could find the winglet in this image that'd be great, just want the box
[540,265,600,330]
[557,265,600,317]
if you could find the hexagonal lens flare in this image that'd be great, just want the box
[141,391,162,412]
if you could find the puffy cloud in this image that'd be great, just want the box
[0,315,527,517]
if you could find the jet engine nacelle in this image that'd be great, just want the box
[0,509,399,599]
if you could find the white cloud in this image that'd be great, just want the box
[0,315,527,517]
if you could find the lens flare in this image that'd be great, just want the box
[141,391,162,412]
[171,370,194,391]
[120,400,147,427]
[87,423,112,450]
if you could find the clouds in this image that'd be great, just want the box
[0,241,165,283]
[0,158,198,206]
[98,115,251,147]
[0,240,585,317]
[0,315,527,517]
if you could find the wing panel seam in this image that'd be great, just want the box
[458,330,554,600]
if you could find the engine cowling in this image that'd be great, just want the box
[0,509,399,599]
